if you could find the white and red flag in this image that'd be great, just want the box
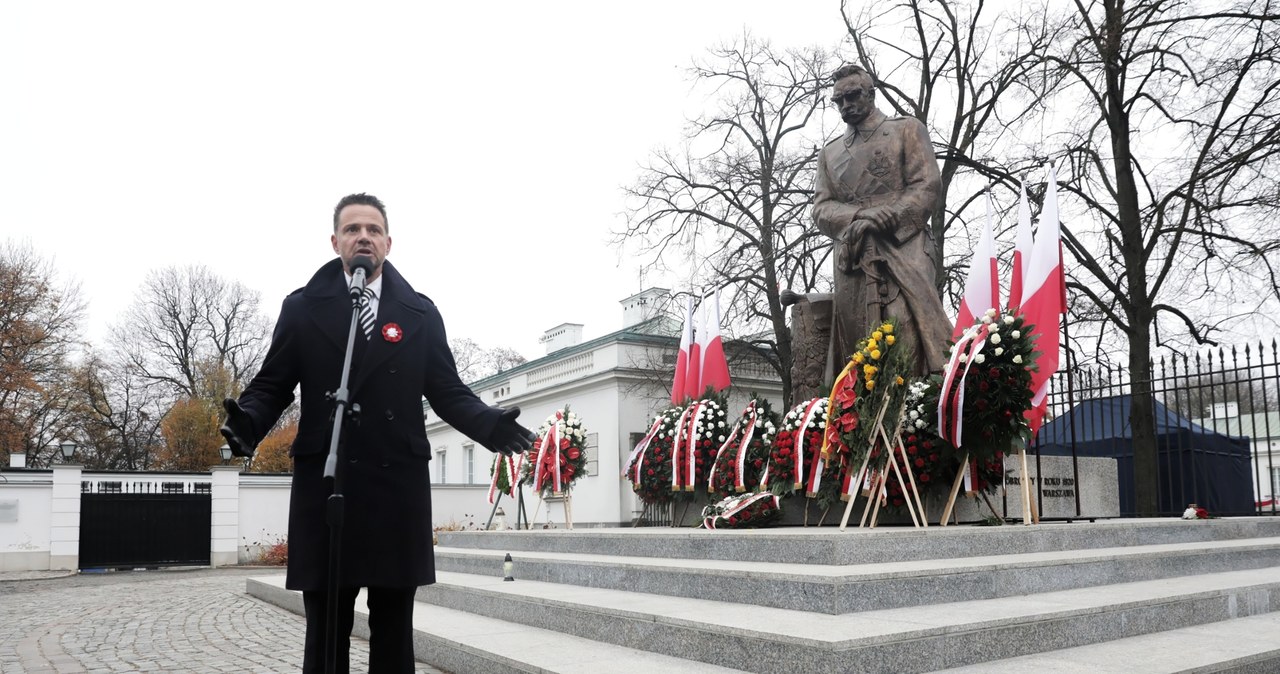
[1021,165,1067,435]
[1008,180,1035,311]
[952,192,1001,339]
[671,296,694,405]
[685,297,704,400]
[697,290,732,394]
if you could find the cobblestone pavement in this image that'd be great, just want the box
[0,567,447,673]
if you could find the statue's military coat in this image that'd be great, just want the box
[236,257,500,591]
[813,108,952,376]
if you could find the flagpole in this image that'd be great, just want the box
[1061,267,1082,518]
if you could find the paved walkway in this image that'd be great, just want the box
[0,567,447,673]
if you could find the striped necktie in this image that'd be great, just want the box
[358,287,377,340]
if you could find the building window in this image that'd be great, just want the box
[436,449,447,484]
[464,443,475,484]
[1272,466,1280,498]
[585,433,598,476]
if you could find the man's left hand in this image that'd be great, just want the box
[491,406,535,456]
[857,205,899,231]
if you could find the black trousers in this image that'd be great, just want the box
[301,586,417,673]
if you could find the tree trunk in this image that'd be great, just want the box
[1128,328,1160,515]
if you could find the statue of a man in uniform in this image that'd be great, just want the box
[812,63,952,378]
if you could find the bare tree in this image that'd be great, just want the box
[71,353,165,470]
[0,241,85,466]
[616,34,836,404]
[1026,0,1280,514]
[111,265,271,399]
[449,338,528,383]
[842,0,1057,298]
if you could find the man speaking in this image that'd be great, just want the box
[220,193,533,673]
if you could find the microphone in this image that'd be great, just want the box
[348,256,375,296]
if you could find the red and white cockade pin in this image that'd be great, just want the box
[381,323,403,343]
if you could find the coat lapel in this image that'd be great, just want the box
[301,258,357,356]
[350,262,426,397]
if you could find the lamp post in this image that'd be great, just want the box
[58,440,76,463]
[219,443,233,465]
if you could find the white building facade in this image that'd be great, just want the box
[426,288,784,528]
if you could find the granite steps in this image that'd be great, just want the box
[246,518,1280,672]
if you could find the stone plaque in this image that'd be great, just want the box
[0,499,17,523]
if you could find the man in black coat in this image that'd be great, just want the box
[220,193,532,673]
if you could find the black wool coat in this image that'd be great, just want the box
[237,258,501,590]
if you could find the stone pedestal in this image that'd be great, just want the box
[774,454,1120,526]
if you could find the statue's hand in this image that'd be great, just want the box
[857,205,898,231]
[840,219,874,272]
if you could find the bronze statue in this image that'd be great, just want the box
[812,64,951,380]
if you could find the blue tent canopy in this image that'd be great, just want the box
[1031,394,1253,516]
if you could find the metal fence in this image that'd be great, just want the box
[1033,340,1280,517]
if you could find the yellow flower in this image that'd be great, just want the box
[868,339,878,351]
[895,376,905,386]
[866,379,876,390]
[871,349,882,360]
[886,335,896,345]
[872,330,883,340]
[882,323,894,334]
[852,353,864,364]
[863,364,877,377]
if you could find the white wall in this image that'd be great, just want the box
[0,468,292,571]
[238,475,292,562]
[0,473,53,571]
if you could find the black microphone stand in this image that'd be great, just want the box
[322,271,368,674]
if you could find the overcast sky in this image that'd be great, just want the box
[2,1,850,359]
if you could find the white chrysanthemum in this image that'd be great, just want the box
[1012,330,1021,339]
[985,307,998,318]
[995,347,1004,356]
[1013,355,1024,364]
[981,314,994,324]
[718,435,725,442]
[975,354,986,364]
[959,353,968,363]
[1003,315,1015,325]
[909,410,920,420]
[990,333,1002,345]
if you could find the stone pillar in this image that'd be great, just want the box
[789,295,834,403]
[49,464,82,571]
[210,466,242,567]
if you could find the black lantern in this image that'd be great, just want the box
[219,443,233,464]
[58,440,76,462]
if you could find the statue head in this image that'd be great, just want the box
[831,64,876,126]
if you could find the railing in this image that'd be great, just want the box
[1033,339,1279,517]
[81,473,212,494]
[527,352,595,387]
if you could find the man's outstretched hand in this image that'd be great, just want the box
[492,406,535,456]
[220,398,257,459]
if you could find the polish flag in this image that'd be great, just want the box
[685,296,703,400]
[698,290,732,393]
[1008,180,1034,311]
[951,192,1001,339]
[1021,165,1066,435]
[671,296,694,405]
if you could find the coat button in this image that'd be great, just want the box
[389,366,398,373]
[385,410,395,420]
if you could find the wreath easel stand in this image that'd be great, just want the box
[838,397,927,530]
[530,490,574,529]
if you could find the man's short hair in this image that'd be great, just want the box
[333,193,388,231]
[832,64,874,86]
